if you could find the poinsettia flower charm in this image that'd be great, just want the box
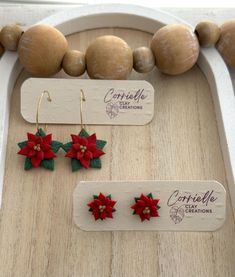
[62,129,106,171]
[17,128,62,170]
[131,193,160,222]
[87,193,117,220]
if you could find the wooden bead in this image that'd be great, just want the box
[0,42,4,57]
[86,35,133,80]
[18,24,68,77]
[151,24,199,75]
[217,20,235,68]
[62,50,86,77]
[0,24,23,51]
[195,21,220,47]
[133,47,155,73]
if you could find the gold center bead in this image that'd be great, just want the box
[34,144,41,151]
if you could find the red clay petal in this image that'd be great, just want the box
[80,158,90,169]
[84,151,93,160]
[37,150,44,160]
[27,141,35,148]
[44,150,56,159]
[78,136,88,146]
[41,143,50,152]
[71,134,79,143]
[18,146,30,156]
[72,143,80,150]
[28,149,36,157]
[42,134,52,145]
[92,149,105,158]
[31,157,41,168]
[66,149,77,158]
[87,133,97,144]
[77,151,84,160]
[27,133,37,142]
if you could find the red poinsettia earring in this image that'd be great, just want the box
[87,193,117,220]
[17,90,62,170]
[62,89,106,171]
[131,193,160,222]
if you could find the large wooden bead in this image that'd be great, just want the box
[217,20,235,68]
[151,24,200,75]
[86,35,133,79]
[18,24,68,77]
[0,24,23,51]
[62,50,86,76]
[195,21,220,47]
[0,42,4,57]
[133,47,155,73]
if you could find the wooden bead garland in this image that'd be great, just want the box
[133,47,155,73]
[151,24,199,75]
[1,20,235,78]
[217,19,235,68]
[195,21,220,47]
[0,24,23,51]
[18,24,68,77]
[62,50,86,77]
[86,35,133,80]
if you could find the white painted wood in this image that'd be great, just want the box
[21,79,154,125]
[73,180,226,231]
[0,4,235,217]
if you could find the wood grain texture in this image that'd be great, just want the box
[0,28,235,277]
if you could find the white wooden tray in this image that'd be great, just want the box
[0,4,235,217]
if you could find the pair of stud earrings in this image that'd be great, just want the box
[87,192,160,222]
[17,90,107,171]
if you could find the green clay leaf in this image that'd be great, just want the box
[18,141,27,149]
[147,193,153,199]
[157,205,161,209]
[93,195,98,199]
[62,142,73,153]
[107,194,112,199]
[96,139,107,150]
[41,159,54,171]
[89,208,93,212]
[36,128,46,137]
[134,197,140,203]
[51,140,62,153]
[90,158,101,169]
[24,157,33,170]
[79,129,89,137]
[71,159,82,172]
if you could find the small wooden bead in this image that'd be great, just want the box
[151,24,199,75]
[0,42,4,57]
[86,35,133,80]
[0,24,23,51]
[133,47,155,73]
[195,21,220,47]
[216,19,235,68]
[62,50,86,77]
[18,24,68,77]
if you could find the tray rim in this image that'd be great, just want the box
[0,4,234,217]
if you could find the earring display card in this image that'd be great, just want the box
[21,78,154,126]
[73,180,226,231]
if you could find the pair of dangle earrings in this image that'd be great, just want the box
[17,90,106,171]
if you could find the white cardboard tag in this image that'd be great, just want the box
[21,78,154,125]
[73,180,226,232]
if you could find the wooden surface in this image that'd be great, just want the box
[0,28,235,277]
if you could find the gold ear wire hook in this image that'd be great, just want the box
[36,90,52,132]
[80,89,86,130]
